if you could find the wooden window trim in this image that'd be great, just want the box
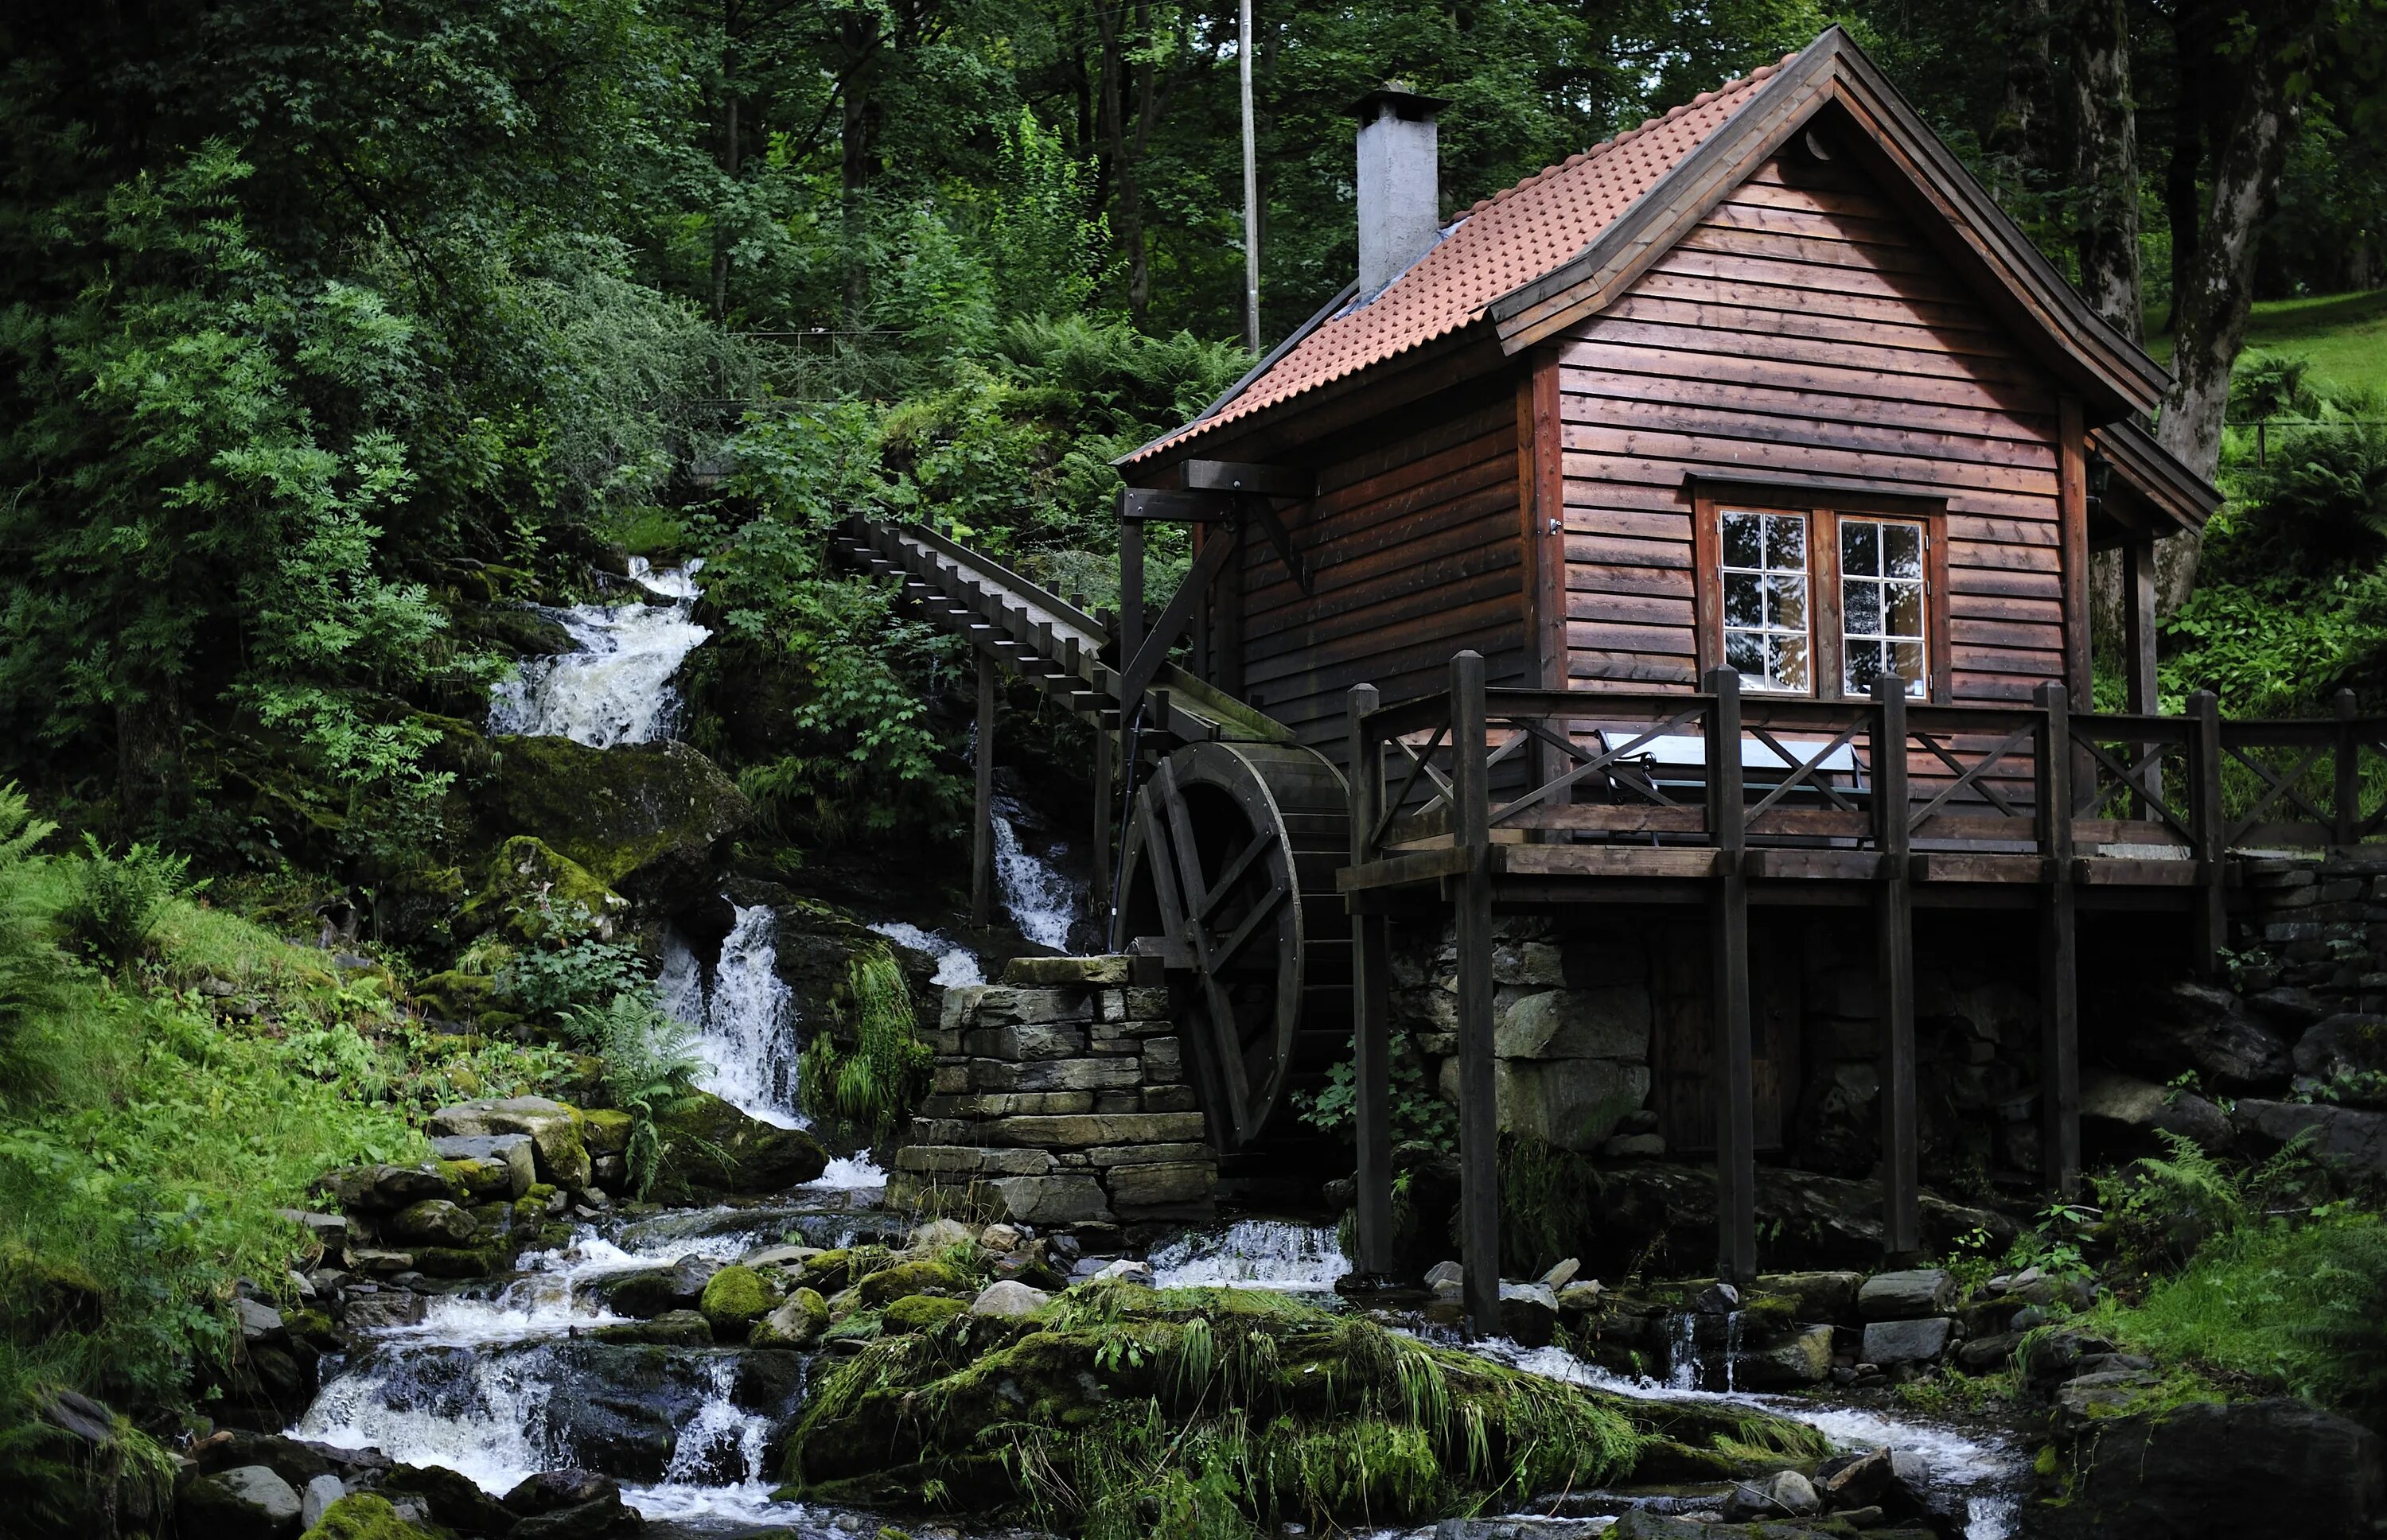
[1689,481,1951,704]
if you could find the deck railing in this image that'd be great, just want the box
[1347,656,2387,874]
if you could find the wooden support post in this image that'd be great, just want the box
[1703,667,1757,1288]
[2035,682,2081,1196]
[2123,536,2162,814]
[2187,690,2226,977]
[1452,651,1500,1334]
[1347,683,1394,1277]
[974,655,997,929]
[1190,524,1210,683]
[1871,679,1920,1259]
[1119,518,1145,780]
[1092,723,1113,930]
[2335,688,2360,847]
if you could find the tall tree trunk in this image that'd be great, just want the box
[2156,12,2319,484]
[839,14,881,329]
[1092,4,1148,317]
[2069,0,2144,343]
[714,57,738,321]
[1991,0,2055,170]
[117,690,184,837]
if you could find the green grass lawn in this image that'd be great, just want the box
[2149,290,2387,402]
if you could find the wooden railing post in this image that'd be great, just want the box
[1871,679,1919,1258]
[1451,652,1500,1334]
[1345,683,1395,1278]
[973,653,998,928]
[2188,690,2226,977]
[1703,667,1757,1288]
[2335,688,2360,847]
[2034,682,2080,1196]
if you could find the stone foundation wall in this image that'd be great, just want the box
[1386,908,2049,1190]
[2234,847,2387,1015]
[890,955,1217,1226]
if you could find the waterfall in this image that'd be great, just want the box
[1147,1221,1351,1291]
[866,920,985,986]
[992,797,1078,950]
[1666,1312,1701,1391]
[487,559,709,748]
[681,907,802,1129]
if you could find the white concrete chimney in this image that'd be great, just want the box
[1352,85,1449,298]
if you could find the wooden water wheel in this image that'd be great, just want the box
[1112,741,1352,1151]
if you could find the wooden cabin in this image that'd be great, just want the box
[1095,25,2244,1324]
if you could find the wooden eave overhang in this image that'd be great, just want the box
[2089,418,2222,537]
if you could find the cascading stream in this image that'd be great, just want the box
[487,558,710,748]
[991,795,1079,951]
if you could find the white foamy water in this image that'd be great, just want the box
[687,906,803,1129]
[1148,1220,1350,1291]
[866,920,984,986]
[992,799,1077,950]
[1483,1342,2024,1540]
[806,1153,889,1189]
[487,558,709,748]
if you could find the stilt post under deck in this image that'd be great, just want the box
[2035,682,2081,1195]
[1346,683,1395,1277]
[2122,536,2163,813]
[1871,678,1920,1259]
[973,654,997,929]
[1451,651,1500,1335]
[1703,668,1757,1288]
[1092,723,1113,927]
[2186,690,2226,978]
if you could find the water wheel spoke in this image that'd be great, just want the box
[1208,881,1289,971]
[1193,831,1275,925]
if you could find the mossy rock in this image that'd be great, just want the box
[441,1158,513,1204]
[699,1265,783,1331]
[797,1249,858,1295]
[487,735,749,903]
[414,970,496,1026]
[751,1288,832,1350]
[882,1295,968,1334]
[458,835,627,943]
[650,1091,827,1199]
[412,1245,506,1280]
[300,1493,442,1539]
[779,1286,1830,1526]
[857,1261,970,1308]
[582,1109,633,1157]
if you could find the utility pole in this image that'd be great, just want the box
[1240,0,1260,353]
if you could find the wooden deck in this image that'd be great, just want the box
[1335,651,2387,1331]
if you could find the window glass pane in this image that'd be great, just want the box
[1845,640,1883,694]
[1841,521,1877,577]
[1723,512,1762,570]
[1724,571,1762,628]
[1770,634,1809,691]
[1769,515,1805,569]
[1887,582,1924,637]
[1844,578,1881,636]
[1890,642,1926,693]
[1883,522,1922,579]
[1765,574,1805,630]
[1726,630,1765,679]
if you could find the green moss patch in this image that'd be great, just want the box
[883,1294,968,1332]
[779,1285,1827,1538]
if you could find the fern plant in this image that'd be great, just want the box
[569,992,702,1198]
[60,835,195,970]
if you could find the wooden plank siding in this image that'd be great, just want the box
[1552,152,2071,707]
[1236,390,1530,750]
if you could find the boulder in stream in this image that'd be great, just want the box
[487,735,748,906]
[429,1098,594,1191]
[178,1464,302,1538]
[780,1284,1831,1524]
[648,1090,827,1197]
[2035,1397,2384,1538]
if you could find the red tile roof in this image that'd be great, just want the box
[1131,52,1801,464]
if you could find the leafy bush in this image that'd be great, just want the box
[493,904,648,1028]
[799,947,931,1138]
[60,837,197,970]
[0,789,61,1097]
[567,992,701,1197]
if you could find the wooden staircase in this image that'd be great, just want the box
[833,515,1289,746]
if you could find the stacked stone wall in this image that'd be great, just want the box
[2233,847,2387,1014]
[890,955,1217,1226]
